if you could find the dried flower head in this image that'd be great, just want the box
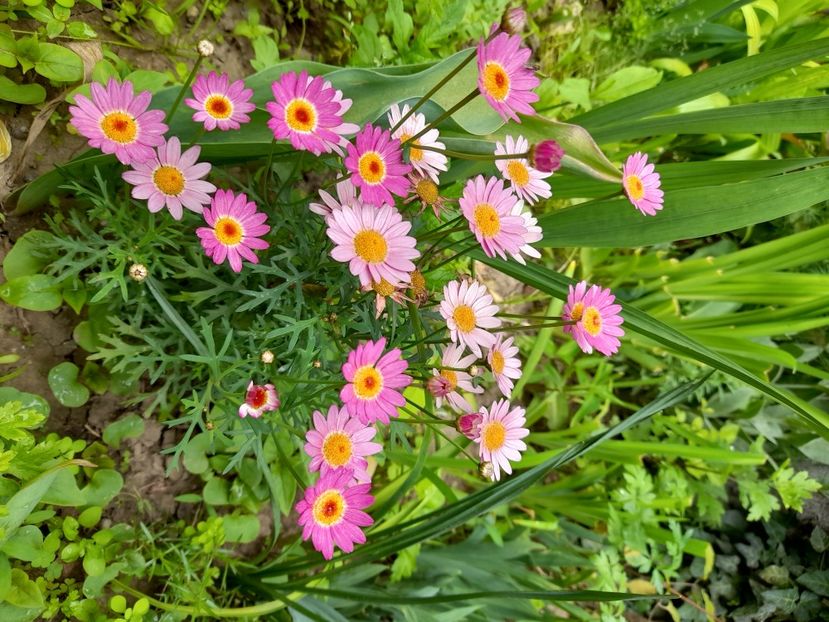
[128,263,148,282]
[197,40,214,57]
[260,350,275,364]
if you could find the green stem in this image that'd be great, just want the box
[166,55,204,124]
[274,375,341,385]
[402,89,479,146]
[424,240,479,272]
[418,227,470,268]
[415,143,530,161]
[145,277,209,357]
[495,321,575,332]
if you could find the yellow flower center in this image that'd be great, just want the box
[452,304,476,333]
[482,61,511,101]
[353,230,388,263]
[358,151,386,184]
[205,94,233,119]
[285,98,317,132]
[214,216,244,246]
[440,370,458,390]
[100,111,137,144]
[474,204,501,238]
[582,306,603,336]
[152,165,185,196]
[415,178,439,205]
[373,279,395,297]
[624,174,645,201]
[322,431,353,467]
[399,132,423,162]
[312,489,346,526]
[481,421,506,452]
[569,302,584,322]
[506,160,530,187]
[490,350,505,374]
[353,365,383,400]
[410,270,426,292]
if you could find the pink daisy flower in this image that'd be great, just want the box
[340,337,411,425]
[387,103,447,182]
[440,279,501,357]
[238,381,279,418]
[495,135,551,205]
[562,281,625,356]
[308,178,359,220]
[69,78,168,165]
[487,335,522,398]
[295,469,374,560]
[474,398,529,481]
[427,344,482,413]
[121,137,216,220]
[266,70,359,156]
[304,404,383,484]
[185,71,255,131]
[511,202,543,264]
[622,152,664,216]
[477,32,539,123]
[344,124,412,207]
[326,203,419,288]
[196,189,270,273]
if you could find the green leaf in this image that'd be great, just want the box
[4,569,43,609]
[78,506,102,528]
[593,66,662,104]
[203,477,230,506]
[0,76,46,105]
[82,562,124,598]
[47,362,89,408]
[0,463,75,544]
[0,553,10,602]
[797,570,829,597]
[2,231,57,281]
[0,400,45,442]
[771,463,822,512]
[0,388,49,417]
[41,468,123,507]
[223,514,260,543]
[33,42,83,82]
[740,479,779,521]
[124,69,171,93]
[102,414,144,449]
[0,274,62,311]
[0,27,16,68]
[142,5,174,36]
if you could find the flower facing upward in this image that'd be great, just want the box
[428,344,483,413]
[238,381,279,418]
[341,337,412,425]
[185,71,256,131]
[122,137,216,219]
[345,124,412,207]
[309,178,360,220]
[622,152,663,216]
[267,71,359,155]
[477,32,539,123]
[563,281,625,356]
[387,103,448,182]
[530,140,564,173]
[304,404,382,483]
[495,135,552,205]
[440,279,501,357]
[488,335,522,397]
[196,189,270,273]
[326,203,419,288]
[295,469,373,560]
[69,78,168,165]
[474,399,529,481]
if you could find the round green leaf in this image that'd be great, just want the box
[0,274,62,311]
[78,506,102,529]
[110,595,127,614]
[2,230,57,281]
[102,414,144,449]
[0,76,47,104]
[47,362,90,408]
[34,42,83,82]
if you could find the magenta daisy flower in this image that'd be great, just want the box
[562,281,625,356]
[531,139,564,173]
[340,337,412,425]
[69,78,168,165]
[309,178,359,220]
[304,404,382,484]
[428,344,482,413]
[326,203,419,288]
[488,335,522,398]
[474,399,529,481]
[387,103,447,182]
[440,279,501,357]
[196,189,270,273]
[495,135,551,205]
[185,71,255,131]
[622,152,663,216]
[238,381,279,418]
[295,469,374,560]
[344,124,412,207]
[477,32,539,123]
[121,137,216,220]
[266,71,359,156]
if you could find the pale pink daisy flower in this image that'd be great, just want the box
[427,344,482,413]
[196,189,270,273]
[185,71,255,131]
[266,71,359,155]
[69,78,168,165]
[326,203,419,288]
[622,152,664,216]
[308,178,360,220]
[121,137,216,220]
[387,103,448,182]
[295,469,373,560]
[440,279,502,357]
[487,335,522,397]
[362,279,409,318]
[563,281,625,356]
[340,337,411,425]
[495,135,551,205]
[344,124,412,207]
[474,398,529,481]
[304,404,382,484]
[477,32,539,123]
[509,201,543,264]
[238,381,279,418]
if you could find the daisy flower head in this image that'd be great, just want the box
[196,189,270,273]
[440,279,502,357]
[387,103,448,182]
[69,78,167,165]
[622,152,663,216]
[477,32,539,123]
[304,404,382,483]
[495,135,551,205]
[122,137,216,220]
[363,279,409,318]
[409,269,428,306]
[238,381,279,418]
[474,398,529,481]
[185,71,255,131]
[266,70,359,155]
[326,203,419,288]
[340,337,412,425]
[488,335,522,397]
[344,124,412,207]
[404,175,447,219]
[563,281,625,356]
[428,344,483,413]
[309,178,359,220]
[509,200,543,264]
[295,469,374,560]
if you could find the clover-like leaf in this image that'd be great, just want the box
[47,362,90,408]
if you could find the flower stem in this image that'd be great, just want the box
[166,55,204,124]
[424,240,479,272]
[402,88,479,147]
[416,143,530,161]
[495,321,575,332]
[274,375,341,385]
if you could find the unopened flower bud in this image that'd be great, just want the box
[312,360,322,368]
[197,40,214,57]
[206,421,214,430]
[469,365,481,377]
[128,263,148,282]
[260,350,274,364]
[501,7,528,35]
[530,140,564,173]
[479,461,494,480]
[457,413,483,440]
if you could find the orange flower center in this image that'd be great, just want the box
[474,204,501,238]
[358,151,386,184]
[440,369,458,390]
[152,166,186,196]
[624,174,645,201]
[482,61,510,101]
[481,421,506,451]
[312,489,346,526]
[452,304,476,333]
[285,98,317,132]
[214,216,244,246]
[353,365,383,400]
[322,431,353,467]
[490,350,505,374]
[582,306,603,336]
[100,111,137,144]
[506,160,530,187]
[399,132,423,162]
[205,94,233,119]
[569,302,584,322]
[354,230,388,263]
[247,385,268,409]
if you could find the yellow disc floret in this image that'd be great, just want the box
[481,421,506,452]
[452,304,476,333]
[354,230,388,263]
[285,98,317,132]
[312,489,346,526]
[100,111,137,144]
[322,432,353,467]
[152,166,185,196]
[353,365,384,400]
[474,204,501,238]
[482,62,510,101]
[358,151,386,184]
[214,217,244,246]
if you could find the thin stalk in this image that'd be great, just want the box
[166,55,205,123]
[415,143,530,161]
[402,89,479,146]
[418,216,464,241]
[495,321,575,332]
[275,375,341,385]
[424,240,480,272]
[418,226,470,267]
